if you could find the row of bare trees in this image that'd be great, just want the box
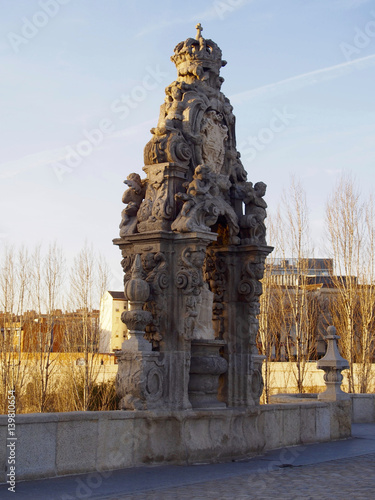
[0,243,113,413]
[258,174,375,400]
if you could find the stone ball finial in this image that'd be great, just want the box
[327,325,337,336]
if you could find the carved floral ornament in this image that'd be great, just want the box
[117,25,268,246]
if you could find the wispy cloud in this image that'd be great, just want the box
[0,148,68,179]
[230,53,375,104]
[0,119,156,179]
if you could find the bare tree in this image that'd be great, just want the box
[0,246,30,412]
[274,177,316,392]
[66,245,109,411]
[325,174,364,392]
[258,217,283,401]
[27,243,65,412]
[357,197,375,392]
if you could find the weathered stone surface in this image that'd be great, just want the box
[97,416,135,470]
[300,407,318,444]
[56,417,98,475]
[282,408,301,446]
[14,419,57,480]
[260,407,284,450]
[330,400,352,440]
[351,394,375,423]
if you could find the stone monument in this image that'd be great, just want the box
[114,24,273,411]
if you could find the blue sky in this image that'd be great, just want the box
[1,0,374,289]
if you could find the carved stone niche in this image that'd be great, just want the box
[188,339,228,409]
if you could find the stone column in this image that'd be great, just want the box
[114,231,217,410]
[116,255,164,410]
[205,244,272,407]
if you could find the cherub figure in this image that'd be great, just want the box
[119,173,145,237]
[164,83,184,122]
[239,181,267,244]
[177,164,213,217]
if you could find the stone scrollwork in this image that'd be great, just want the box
[238,259,264,303]
[204,250,227,339]
[172,164,240,244]
[116,353,164,410]
[175,247,207,340]
[142,252,169,348]
[137,166,172,232]
[175,247,205,296]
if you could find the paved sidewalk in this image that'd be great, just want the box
[1,424,375,500]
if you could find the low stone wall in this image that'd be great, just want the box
[263,362,375,395]
[270,393,375,424]
[0,401,351,483]
[351,394,375,423]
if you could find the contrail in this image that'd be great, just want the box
[230,53,375,104]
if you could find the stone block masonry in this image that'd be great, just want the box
[0,402,351,483]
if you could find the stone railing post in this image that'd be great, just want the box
[317,326,350,401]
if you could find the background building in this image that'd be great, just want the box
[99,291,127,353]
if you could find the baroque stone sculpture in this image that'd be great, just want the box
[114,24,273,410]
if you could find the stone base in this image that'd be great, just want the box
[0,401,351,483]
[116,351,164,410]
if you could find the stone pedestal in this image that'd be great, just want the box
[317,326,350,401]
[115,351,164,410]
[114,231,217,411]
[188,339,228,409]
